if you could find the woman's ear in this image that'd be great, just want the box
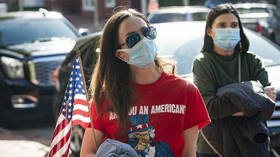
[207,27,213,38]
[115,50,129,62]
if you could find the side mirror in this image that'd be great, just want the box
[78,28,90,36]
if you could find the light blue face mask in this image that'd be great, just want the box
[213,28,241,51]
[117,37,157,68]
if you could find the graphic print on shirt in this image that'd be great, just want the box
[127,114,174,157]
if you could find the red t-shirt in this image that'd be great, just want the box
[91,72,210,157]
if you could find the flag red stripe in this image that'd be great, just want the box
[49,127,71,157]
[72,119,91,128]
[74,99,88,105]
[61,142,71,157]
[73,110,89,117]
[51,116,68,141]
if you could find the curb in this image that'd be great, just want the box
[0,127,26,140]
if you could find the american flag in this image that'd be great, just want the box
[49,57,91,157]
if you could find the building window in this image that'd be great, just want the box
[105,0,116,8]
[24,0,44,7]
[82,0,95,11]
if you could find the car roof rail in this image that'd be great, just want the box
[38,8,49,16]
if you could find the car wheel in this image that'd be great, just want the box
[271,33,276,43]
[0,72,5,125]
[70,126,85,157]
[0,96,3,125]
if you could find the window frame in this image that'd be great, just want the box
[82,0,96,11]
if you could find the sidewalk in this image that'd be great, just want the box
[0,127,49,157]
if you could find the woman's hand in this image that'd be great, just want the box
[264,86,277,101]
[232,112,244,116]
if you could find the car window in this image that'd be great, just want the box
[190,12,208,21]
[236,7,270,14]
[272,7,280,19]
[149,13,186,23]
[0,18,79,47]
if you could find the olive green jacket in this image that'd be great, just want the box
[192,51,270,154]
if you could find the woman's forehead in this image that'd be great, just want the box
[118,16,147,35]
[214,13,238,23]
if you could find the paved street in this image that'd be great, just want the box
[0,120,54,157]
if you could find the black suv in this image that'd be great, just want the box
[0,9,82,126]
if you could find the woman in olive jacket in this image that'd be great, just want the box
[192,3,276,157]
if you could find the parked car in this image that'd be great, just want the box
[54,21,280,156]
[0,9,85,127]
[232,3,280,45]
[148,6,209,23]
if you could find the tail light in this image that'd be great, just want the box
[52,67,60,90]
[256,23,263,32]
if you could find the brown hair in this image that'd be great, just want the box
[89,8,161,130]
[201,3,249,53]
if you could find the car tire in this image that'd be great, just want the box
[0,96,3,125]
[0,71,5,125]
[70,126,85,157]
[271,33,276,43]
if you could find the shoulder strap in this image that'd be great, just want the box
[200,131,223,157]
[238,53,241,83]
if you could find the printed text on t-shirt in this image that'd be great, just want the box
[109,104,186,120]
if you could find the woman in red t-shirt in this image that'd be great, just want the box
[80,8,210,157]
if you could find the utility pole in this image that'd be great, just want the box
[18,0,24,11]
[93,0,100,31]
[141,0,147,16]
[183,0,189,6]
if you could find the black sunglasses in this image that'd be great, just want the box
[120,26,157,48]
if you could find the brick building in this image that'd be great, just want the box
[5,0,278,32]
[44,0,149,32]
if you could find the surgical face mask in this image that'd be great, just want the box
[116,37,157,68]
[213,28,241,50]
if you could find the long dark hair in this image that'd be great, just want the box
[90,8,161,130]
[201,3,249,53]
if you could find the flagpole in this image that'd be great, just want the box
[75,48,97,150]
